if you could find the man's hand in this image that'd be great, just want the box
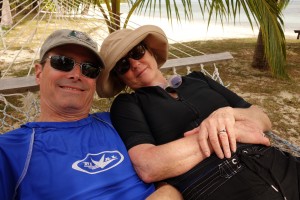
[234,121,270,146]
[146,183,183,200]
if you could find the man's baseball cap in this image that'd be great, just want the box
[40,29,103,66]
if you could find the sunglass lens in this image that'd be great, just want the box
[130,44,146,60]
[50,56,74,72]
[81,63,101,79]
[114,58,130,75]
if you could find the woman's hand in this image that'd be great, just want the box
[184,108,271,159]
[185,107,236,159]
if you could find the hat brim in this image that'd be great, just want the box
[96,25,168,98]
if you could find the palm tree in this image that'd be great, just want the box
[251,0,289,78]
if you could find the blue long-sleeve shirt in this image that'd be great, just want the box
[0,112,154,200]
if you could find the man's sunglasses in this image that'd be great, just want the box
[113,43,147,75]
[45,55,102,79]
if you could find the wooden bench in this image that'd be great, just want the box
[0,52,233,94]
[295,30,300,39]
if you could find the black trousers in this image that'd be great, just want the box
[169,145,300,200]
[207,146,300,200]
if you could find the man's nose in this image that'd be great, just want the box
[68,63,82,80]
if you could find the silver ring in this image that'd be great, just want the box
[218,129,227,135]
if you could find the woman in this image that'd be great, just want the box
[97,25,300,200]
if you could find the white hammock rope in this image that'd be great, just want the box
[0,92,39,132]
[0,0,299,155]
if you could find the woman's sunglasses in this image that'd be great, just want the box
[44,55,102,79]
[113,43,147,75]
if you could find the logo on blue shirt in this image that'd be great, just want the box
[72,151,124,174]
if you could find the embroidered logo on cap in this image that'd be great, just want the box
[68,30,97,49]
[72,151,124,174]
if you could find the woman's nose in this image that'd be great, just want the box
[128,58,141,70]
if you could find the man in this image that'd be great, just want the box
[0,29,182,200]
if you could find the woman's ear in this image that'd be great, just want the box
[35,63,43,85]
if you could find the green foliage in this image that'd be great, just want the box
[40,1,57,12]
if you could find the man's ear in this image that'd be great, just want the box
[35,63,43,85]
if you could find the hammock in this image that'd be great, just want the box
[1,0,299,156]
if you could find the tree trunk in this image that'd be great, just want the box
[0,0,3,19]
[111,0,121,31]
[32,0,39,13]
[81,3,90,15]
[1,0,13,28]
[252,28,270,70]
